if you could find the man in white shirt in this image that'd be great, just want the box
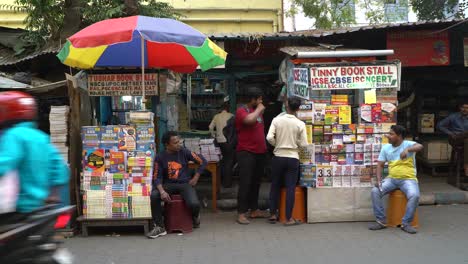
[209,97,235,188]
[266,97,308,226]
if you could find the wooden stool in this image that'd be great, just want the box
[279,186,306,224]
[164,195,193,234]
[386,190,419,228]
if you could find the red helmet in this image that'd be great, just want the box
[0,91,37,125]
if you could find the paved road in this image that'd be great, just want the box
[65,205,468,264]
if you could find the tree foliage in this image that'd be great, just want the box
[293,0,463,30]
[11,0,179,55]
[410,0,462,20]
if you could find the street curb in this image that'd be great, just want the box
[434,192,467,205]
[419,194,435,205]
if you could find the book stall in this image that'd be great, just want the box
[76,72,162,235]
[289,60,401,223]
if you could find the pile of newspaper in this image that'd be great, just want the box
[49,106,69,162]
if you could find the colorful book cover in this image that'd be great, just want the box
[343,124,356,134]
[310,90,331,104]
[373,143,382,153]
[381,103,397,123]
[371,103,382,123]
[300,164,316,188]
[316,165,333,188]
[364,143,373,153]
[118,126,136,151]
[100,126,119,150]
[365,124,374,134]
[332,135,343,145]
[299,145,315,164]
[376,88,398,103]
[82,126,101,147]
[343,165,353,176]
[136,126,155,142]
[306,124,313,144]
[331,94,348,105]
[333,165,342,176]
[357,124,366,134]
[297,101,314,121]
[338,154,347,165]
[313,103,327,125]
[356,134,366,143]
[83,148,105,173]
[360,104,372,123]
[332,124,343,134]
[364,153,373,165]
[108,151,127,173]
[325,106,339,125]
[372,153,380,164]
[323,125,333,135]
[338,105,351,125]
[331,144,344,154]
[354,153,364,165]
[323,135,333,144]
[330,154,338,164]
[355,144,364,153]
[343,134,356,143]
[345,144,355,153]
[346,153,354,164]
[333,176,342,187]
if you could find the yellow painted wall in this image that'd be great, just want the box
[0,0,283,33]
[158,0,283,34]
[0,0,26,28]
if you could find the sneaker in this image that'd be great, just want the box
[368,221,387,231]
[401,225,418,234]
[193,214,201,229]
[146,225,167,239]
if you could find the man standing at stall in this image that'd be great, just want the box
[236,87,269,225]
[438,102,468,179]
[369,125,423,234]
[266,97,308,226]
[209,97,234,188]
[147,131,207,239]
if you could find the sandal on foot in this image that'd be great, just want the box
[237,217,250,225]
[268,216,277,224]
[249,211,269,219]
[284,219,302,226]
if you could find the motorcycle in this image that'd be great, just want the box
[0,204,75,264]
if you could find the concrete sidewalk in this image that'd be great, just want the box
[65,205,468,264]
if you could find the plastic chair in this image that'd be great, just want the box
[386,190,419,228]
[279,186,306,224]
[164,195,193,233]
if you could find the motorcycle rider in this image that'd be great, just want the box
[0,91,69,221]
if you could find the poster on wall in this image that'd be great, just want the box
[387,30,450,67]
[87,73,161,96]
[291,68,310,99]
[309,64,399,90]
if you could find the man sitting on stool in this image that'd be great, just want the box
[369,125,423,234]
[147,131,207,239]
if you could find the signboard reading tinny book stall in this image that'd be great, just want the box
[87,73,160,96]
[309,64,399,90]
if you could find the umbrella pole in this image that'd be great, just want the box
[141,35,146,110]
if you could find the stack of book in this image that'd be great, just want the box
[49,106,69,162]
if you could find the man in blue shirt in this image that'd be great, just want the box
[369,125,423,234]
[438,103,468,178]
[147,131,207,238]
[0,91,69,217]
[438,103,468,142]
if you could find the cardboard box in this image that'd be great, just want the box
[422,140,451,161]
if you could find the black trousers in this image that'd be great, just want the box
[219,143,235,188]
[237,151,265,214]
[150,183,200,227]
[269,156,299,220]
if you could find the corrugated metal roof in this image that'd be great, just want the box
[0,44,61,66]
[279,45,367,56]
[209,19,466,39]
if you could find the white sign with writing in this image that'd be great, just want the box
[87,73,159,96]
[309,64,399,90]
[291,68,310,99]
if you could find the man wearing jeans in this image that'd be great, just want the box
[369,125,423,234]
[266,97,308,226]
[235,87,268,224]
[147,131,207,238]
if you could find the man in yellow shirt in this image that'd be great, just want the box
[369,125,423,234]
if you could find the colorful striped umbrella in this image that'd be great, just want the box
[57,16,227,73]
